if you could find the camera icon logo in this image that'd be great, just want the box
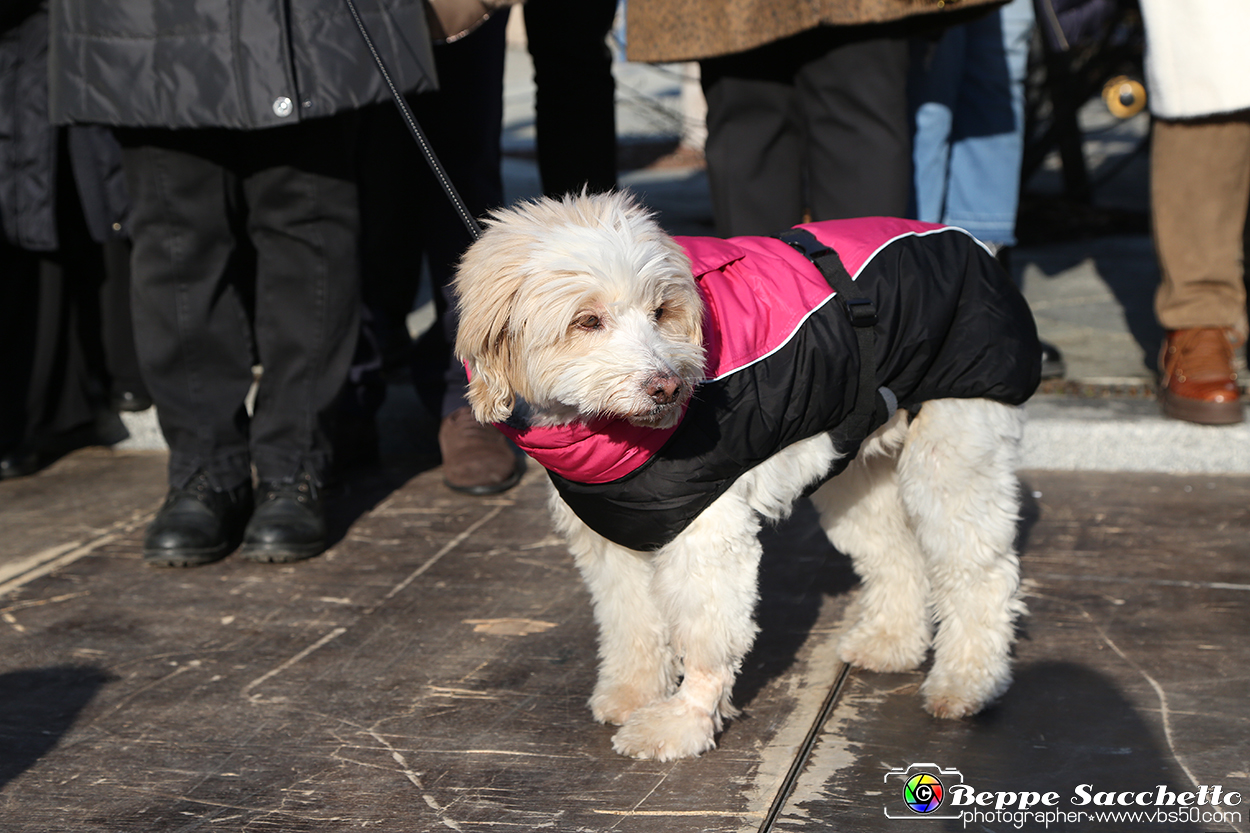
[884,763,965,819]
[904,772,945,813]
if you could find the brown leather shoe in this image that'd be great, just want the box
[1158,327,1244,425]
[439,406,524,494]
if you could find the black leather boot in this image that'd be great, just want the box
[1039,340,1067,380]
[0,445,42,480]
[143,471,253,567]
[239,470,327,563]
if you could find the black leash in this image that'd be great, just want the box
[343,0,483,240]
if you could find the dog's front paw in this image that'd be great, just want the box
[590,682,666,726]
[610,698,718,761]
[590,661,676,725]
[837,620,930,673]
[919,662,1011,719]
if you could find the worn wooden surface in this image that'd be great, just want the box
[0,448,168,596]
[0,450,854,831]
[1,454,1248,832]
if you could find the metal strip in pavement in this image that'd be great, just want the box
[758,662,852,832]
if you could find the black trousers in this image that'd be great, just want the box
[118,117,361,490]
[0,131,137,456]
[700,24,913,237]
[356,12,507,421]
[0,239,104,452]
[524,0,618,196]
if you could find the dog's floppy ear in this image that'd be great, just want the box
[463,334,517,425]
[452,248,525,425]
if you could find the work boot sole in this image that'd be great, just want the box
[1159,389,1245,425]
[143,542,234,568]
[1040,356,1066,381]
[238,540,326,564]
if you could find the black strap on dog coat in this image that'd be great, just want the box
[776,228,887,471]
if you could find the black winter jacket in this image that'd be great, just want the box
[1,0,128,250]
[48,0,436,129]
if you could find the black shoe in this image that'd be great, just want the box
[112,390,153,412]
[0,445,41,480]
[1040,340,1066,380]
[993,245,1066,381]
[0,419,113,480]
[239,471,327,563]
[143,472,253,567]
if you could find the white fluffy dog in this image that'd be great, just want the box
[452,191,1034,761]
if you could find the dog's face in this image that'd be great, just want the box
[452,192,706,429]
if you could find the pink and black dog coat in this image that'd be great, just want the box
[496,217,1042,551]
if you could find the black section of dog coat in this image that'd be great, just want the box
[549,227,1041,552]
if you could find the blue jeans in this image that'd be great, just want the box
[909,0,1035,247]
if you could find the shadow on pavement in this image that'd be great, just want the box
[735,501,858,712]
[931,660,1206,832]
[324,455,442,551]
[0,666,112,791]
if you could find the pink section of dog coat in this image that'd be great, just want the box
[495,414,677,484]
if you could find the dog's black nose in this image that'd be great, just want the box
[647,374,682,405]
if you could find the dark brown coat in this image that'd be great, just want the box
[625,0,1005,63]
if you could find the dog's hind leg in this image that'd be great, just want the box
[810,418,932,673]
[549,492,677,726]
[897,398,1026,719]
[609,489,764,761]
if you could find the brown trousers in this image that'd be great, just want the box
[1151,114,1250,337]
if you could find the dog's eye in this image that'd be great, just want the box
[575,314,602,331]
[653,305,666,322]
